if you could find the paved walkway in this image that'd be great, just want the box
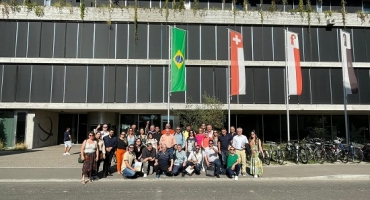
[0,145,369,181]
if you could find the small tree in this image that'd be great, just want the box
[173,93,225,131]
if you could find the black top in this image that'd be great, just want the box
[141,147,157,159]
[150,132,162,144]
[134,145,145,159]
[63,131,70,142]
[117,138,128,149]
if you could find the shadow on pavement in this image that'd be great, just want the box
[0,150,42,157]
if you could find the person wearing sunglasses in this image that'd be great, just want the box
[227,148,240,180]
[80,132,99,184]
[103,129,117,178]
[183,145,203,176]
[174,126,185,149]
[204,140,221,178]
[122,144,139,179]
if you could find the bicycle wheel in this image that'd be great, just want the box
[353,148,363,163]
[313,149,325,164]
[276,150,285,165]
[299,148,309,164]
[264,150,270,165]
[328,150,338,163]
[339,150,349,163]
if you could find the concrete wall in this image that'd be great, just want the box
[26,110,59,149]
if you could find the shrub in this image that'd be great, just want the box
[13,142,28,151]
[0,139,4,150]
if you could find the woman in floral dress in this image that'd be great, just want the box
[249,130,263,178]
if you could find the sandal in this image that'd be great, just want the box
[88,179,92,183]
[81,179,86,184]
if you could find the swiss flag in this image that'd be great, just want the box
[229,30,246,96]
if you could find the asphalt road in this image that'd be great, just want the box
[0,180,369,200]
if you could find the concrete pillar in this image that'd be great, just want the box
[26,112,35,149]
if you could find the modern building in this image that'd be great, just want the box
[0,0,370,149]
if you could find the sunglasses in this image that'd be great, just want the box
[129,147,134,149]
[176,129,180,130]
[89,135,94,137]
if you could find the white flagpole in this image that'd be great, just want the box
[168,26,171,125]
[227,29,231,133]
[285,29,290,142]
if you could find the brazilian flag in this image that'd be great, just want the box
[171,27,186,92]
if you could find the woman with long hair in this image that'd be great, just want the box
[116,131,128,175]
[127,128,136,145]
[95,132,105,178]
[139,128,147,144]
[146,132,158,150]
[80,131,99,184]
[134,138,145,160]
[249,130,263,178]
[186,130,196,156]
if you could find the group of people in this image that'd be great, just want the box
[77,122,264,183]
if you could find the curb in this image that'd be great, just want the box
[0,175,369,182]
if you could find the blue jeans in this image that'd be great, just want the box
[227,164,241,177]
[172,163,185,175]
[122,167,136,177]
[166,147,174,155]
[220,150,228,169]
[209,159,221,176]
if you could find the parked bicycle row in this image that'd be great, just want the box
[260,137,370,165]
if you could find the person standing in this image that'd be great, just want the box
[94,132,106,178]
[139,128,147,144]
[63,127,72,155]
[185,130,196,156]
[159,129,176,155]
[182,125,191,141]
[174,126,185,148]
[195,128,205,147]
[80,132,99,184]
[161,123,175,135]
[121,144,139,179]
[204,140,221,178]
[103,129,117,178]
[146,133,158,150]
[249,130,263,178]
[127,128,136,145]
[218,127,233,174]
[152,126,162,150]
[232,127,248,176]
[206,125,214,139]
[229,126,236,137]
[141,143,156,177]
[154,144,174,179]
[227,147,240,180]
[116,132,128,175]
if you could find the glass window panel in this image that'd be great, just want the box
[51,65,65,103]
[0,22,16,57]
[16,65,31,102]
[28,22,41,57]
[64,65,87,103]
[78,23,93,58]
[2,65,17,102]
[31,65,52,102]
[253,67,269,103]
[137,66,150,103]
[87,65,103,103]
[311,68,331,104]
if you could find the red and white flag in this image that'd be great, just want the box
[229,30,246,96]
[285,30,302,95]
[340,30,358,95]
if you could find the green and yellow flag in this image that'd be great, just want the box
[171,27,186,92]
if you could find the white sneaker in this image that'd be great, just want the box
[66,152,70,155]
[254,175,258,178]
[143,173,147,178]
[63,153,66,156]
[234,176,238,181]
[242,173,246,177]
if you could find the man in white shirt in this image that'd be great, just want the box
[232,127,248,176]
[204,140,221,178]
[184,145,203,176]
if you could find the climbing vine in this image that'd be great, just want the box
[192,0,199,16]
[357,11,368,25]
[269,0,276,12]
[259,0,264,24]
[80,0,85,20]
[134,0,138,43]
[341,0,347,26]
[306,0,312,27]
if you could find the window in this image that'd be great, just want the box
[364,3,370,13]
[316,0,322,13]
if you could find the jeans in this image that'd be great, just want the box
[172,163,185,175]
[185,162,201,175]
[154,164,171,176]
[220,150,228,169]
[166,147,174,155]
[227,164,241,177]
[122,165,136,177]
[209,159,221,176]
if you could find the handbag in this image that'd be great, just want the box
[78,154,84,163]
[205,164,215,177]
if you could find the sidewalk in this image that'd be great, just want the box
[0,145,369,182]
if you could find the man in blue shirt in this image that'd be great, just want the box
[103,129,117,178]
[218,127,233,174]
[154,144,174,179]
[63,127,72,156]
[174,126,185,149]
